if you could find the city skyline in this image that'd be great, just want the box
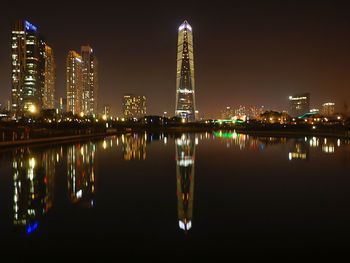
[1,1,350,117]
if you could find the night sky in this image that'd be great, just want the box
[1,0,350,118]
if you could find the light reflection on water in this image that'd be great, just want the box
[2,131,350,240]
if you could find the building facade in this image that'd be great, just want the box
[11,20,45,116]
[322,102,335,116]
[288,93,310,117]
[175,20,196,122]
[122,94,146,119]
[81,45,98,116]
[43,45,55,109]
[66,51,83,115]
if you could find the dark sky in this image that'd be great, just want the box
[1,0,350,118]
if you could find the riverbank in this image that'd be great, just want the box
[1,125,350,148]
[0,133,113,148]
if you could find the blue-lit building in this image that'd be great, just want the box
[11,20,46,116]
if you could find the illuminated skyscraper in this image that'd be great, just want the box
[66,51,83,115]
[175,133,196,232]
[175,20,196,122]
[81,45,98,116]
[288,93,310,117]
[11,20,45,116]
[43,45,55,109]
[122,94,147,119]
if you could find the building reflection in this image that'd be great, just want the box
[288,138,309,161]
[213,130,287,151]
[175,133,196,232]
[67,142,96,206]
[12,147,58,234]
[121,133,147,160]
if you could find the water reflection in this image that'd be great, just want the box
[67,143,96,206]
[213,130,348,160]
[121,133,147,161]
[288,138,309,161]
[5,131,350,238]
[175,134,196,232]
[12,147,58,234]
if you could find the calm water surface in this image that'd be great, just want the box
[1,131,350,258]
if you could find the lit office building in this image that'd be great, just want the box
[66,51,83,115]
[42,45,55,109]
[322,102,335,116]
[122,94,146,119]
[11,20,46,116]
[175,133,196,232]
[175,20,196,122]
[81,45,98,116]
[288,93,310,117]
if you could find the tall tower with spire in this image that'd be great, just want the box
[175,20,196,122]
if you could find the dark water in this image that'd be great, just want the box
[1,131,350,259]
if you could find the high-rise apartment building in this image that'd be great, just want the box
[288,93,310,117]
[66,51,82,115]
[11,20,45,116]
[43,45,55,109]
[81,45,98,116]
[122,94,146,119]
[175,20,196,122]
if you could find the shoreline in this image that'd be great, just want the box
[1,126,350,148]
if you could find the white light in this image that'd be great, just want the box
[179,220,185,230]
[178,159,193,167]
[29,158,35,168]
[179,22,192,32]
[76,189,82,199]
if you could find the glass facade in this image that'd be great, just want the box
[175,21,196,122]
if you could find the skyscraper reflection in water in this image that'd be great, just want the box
[67,142,96,207]
[121,133,147,161]
[12,147,58,234]
[175,133,196,232]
